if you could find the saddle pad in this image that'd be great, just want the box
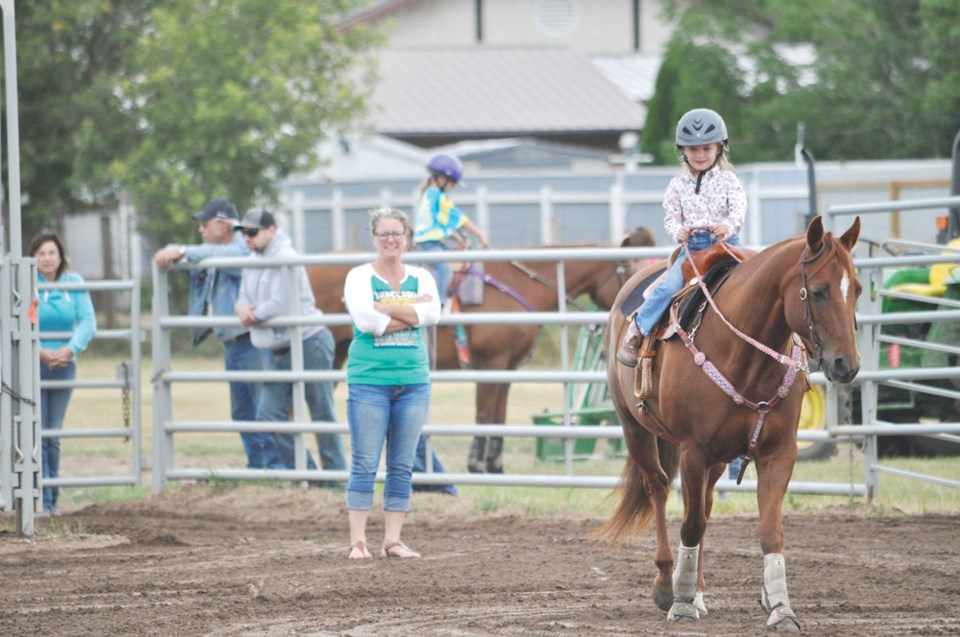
[455,263,484,306]
[620,267,667,317]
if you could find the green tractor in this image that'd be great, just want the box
[797,235,960,460]
[865,238,960,456]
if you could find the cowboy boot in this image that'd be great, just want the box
[485,437,504,474]
[617,317,642,367]
[467,437,487,473]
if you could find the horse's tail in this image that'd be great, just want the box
[589,436,679,546]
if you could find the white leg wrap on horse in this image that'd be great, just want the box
[673,544,700,601]
[762,552,791,611]
[763,553,800,629]
[667,544,701,620]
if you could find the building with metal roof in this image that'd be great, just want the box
[371,46,647,151]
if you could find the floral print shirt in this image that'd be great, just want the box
[662,166,747,243]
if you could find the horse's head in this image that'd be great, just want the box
[585,227,655,308]
[786,216,862,383]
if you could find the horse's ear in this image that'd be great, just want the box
[839,216,861,251]
[806,215,824,252]
[622,225,655,248]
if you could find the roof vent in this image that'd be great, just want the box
[535,0,578,37]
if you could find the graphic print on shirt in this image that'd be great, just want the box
[372,278,422,349]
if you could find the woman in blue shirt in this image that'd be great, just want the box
[30,234,97,515]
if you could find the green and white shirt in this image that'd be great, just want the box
[344,263,441,385]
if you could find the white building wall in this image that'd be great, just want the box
[377,0,476,47]
[375,0,673,55]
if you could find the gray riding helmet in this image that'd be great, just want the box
[676,108,729,148]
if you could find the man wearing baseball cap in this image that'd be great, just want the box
[154,197,282,469]
[235,208,347,479]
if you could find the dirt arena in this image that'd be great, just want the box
[1,485,957,637]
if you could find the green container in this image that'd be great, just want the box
[533,405,624,461]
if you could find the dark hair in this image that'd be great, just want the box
[29,233,69,280]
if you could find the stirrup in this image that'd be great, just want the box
[634,333,656,399]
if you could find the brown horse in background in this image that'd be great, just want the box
[596,216,861,630]
[308,226,655,474]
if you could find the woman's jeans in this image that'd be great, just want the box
[636,233,740,335]
[40,361,76,511]
[258,330,347,474]
[346,383,430,512]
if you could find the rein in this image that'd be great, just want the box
[672,239,820,481]
[508,259,629,312]
[682,242,808,371]
[463,265,535,311]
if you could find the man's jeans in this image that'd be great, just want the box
[258,330,347,474]
[637,232,740,335]
[40,361,75,511]
[346,383,430,512]
[224,336,283,469]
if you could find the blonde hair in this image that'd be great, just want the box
[416,174,442,201]
[369,207,410,234]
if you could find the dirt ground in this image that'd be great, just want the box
[1,485,957,637]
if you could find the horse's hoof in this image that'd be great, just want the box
[666,600,700,622]
[652,587,673,612]
[693,590,708,617]
[766,606,801,632]
[466,463,484,474]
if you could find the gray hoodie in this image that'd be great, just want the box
[236,229,324,350]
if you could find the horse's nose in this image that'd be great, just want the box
[827,357,859,384]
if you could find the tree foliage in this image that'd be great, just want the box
[647,0,960,164]
[10,0,378,244]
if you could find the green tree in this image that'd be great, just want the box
[651,0,960,163]
[642,34,744,165]
[10,0,377,245]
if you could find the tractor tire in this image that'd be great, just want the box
[796,385,837,462]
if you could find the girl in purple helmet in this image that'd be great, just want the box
[413,153,489,305]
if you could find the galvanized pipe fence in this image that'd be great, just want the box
[150,243,957,500]
[828,195,960,497]
[35,279,145,493]
[10,233,958,515]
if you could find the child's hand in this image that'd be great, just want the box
[711,223,731,241]
[676,227,692,242]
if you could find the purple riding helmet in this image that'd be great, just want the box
[427,153,464,184]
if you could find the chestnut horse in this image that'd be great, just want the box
[308,227,653,474]
[595,216,861,631]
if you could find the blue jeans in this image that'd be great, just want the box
[636,233,740,335]
[224,336,283,469]
[418,241,451,304]
[40,361,75,511]
[258,330,347,474]
[413,436,458,495]
[346,383,430,512]
[728,457,742,479]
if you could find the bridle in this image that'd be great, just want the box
[798,241,828,365]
